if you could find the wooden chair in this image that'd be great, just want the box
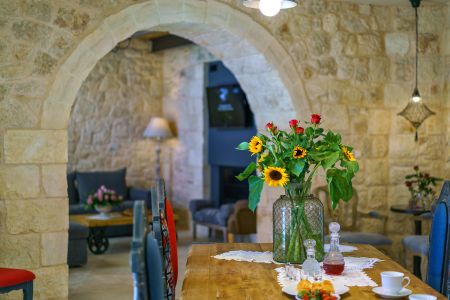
[0,268,35,300]
[313,186,392,253]
[151,179,175,299]
[130,200,165,300]
[227,200,257,243]
[425,181,450,294]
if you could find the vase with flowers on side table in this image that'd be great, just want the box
[236,114,360,264]
[85,185,124,220]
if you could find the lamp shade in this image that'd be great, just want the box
[143,117,173,139]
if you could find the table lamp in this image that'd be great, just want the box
[143,117,173,180]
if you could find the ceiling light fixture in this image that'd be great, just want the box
[243,0,298,17]
[398,0,435,142]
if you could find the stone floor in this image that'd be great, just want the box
[69,228,211,300]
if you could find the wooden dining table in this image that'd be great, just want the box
[181,243,445,299]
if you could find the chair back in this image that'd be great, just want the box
[151,179,175,299]
[426,181,450,294]
[227,200,257,235]
[313,186,358,231]
[130,201,164,300]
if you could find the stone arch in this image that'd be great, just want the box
[40,0,310,131]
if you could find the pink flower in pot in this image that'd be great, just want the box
[87,195,93,205]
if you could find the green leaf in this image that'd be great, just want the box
[292,160,306,177]
[327,169,353,209]
[306,127,314,137]
[236,142,249,151]
[236,162,257,181]
[341,160,359,176]
[248,175,264,212]
[321,151,340,169]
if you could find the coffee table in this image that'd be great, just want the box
[70,212,152,254]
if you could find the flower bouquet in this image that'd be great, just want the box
[236,114,359,263]
[85,185,124,218]
[405,166,441,209]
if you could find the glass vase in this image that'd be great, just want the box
[273,183,324,264]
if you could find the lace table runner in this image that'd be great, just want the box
[212,245,358,265]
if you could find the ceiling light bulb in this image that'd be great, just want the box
[412,88,421,103]
[259,0,281,17]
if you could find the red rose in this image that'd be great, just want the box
[289,119,298,129]
[311,114,321,124]
[405,181,412,187]
[266,122,274,131]
[296,127,304,134]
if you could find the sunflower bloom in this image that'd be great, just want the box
[249,136,263,155]
[341,146,356,161]
[258,153,268,164]
[264,167,289,187]
[292,146,307,159]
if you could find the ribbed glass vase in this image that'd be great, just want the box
[273,183,324,264]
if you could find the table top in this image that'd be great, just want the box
[181,243,445,300]
[70,212,151,228]
[390,205,430,216]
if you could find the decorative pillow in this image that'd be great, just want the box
[165,198,178,284]
[160,210,175,300]
[67,172,79,204]
[76,168,127,203]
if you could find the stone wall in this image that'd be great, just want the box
[68,39,163,189]
[161,44,214,205]
[0,1,449,298]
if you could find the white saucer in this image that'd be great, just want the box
[372,287,412,299]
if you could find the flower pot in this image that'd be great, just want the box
[95,205,112,219]
[273,184,324,264]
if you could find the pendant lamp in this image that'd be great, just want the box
[398,0,435,142]
[243,0,298,17]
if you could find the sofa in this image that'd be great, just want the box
[68,168,152,238]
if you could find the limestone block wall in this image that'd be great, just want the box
[68,39,163,188]
[0,1,449,298]
[161,45,215,205]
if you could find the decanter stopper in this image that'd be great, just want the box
[323,222,345,275]
[302,239,321,280]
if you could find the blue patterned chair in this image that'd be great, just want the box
[425,181,450,294]
[130,200,164,300]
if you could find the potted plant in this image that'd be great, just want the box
[85,185,124,218]
[236,114,359,263]
[405,166,441,209]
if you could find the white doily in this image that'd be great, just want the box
[212,245,358,264]
[275,257,382,288]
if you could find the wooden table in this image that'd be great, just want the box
[181,243,445,300]
[70,212,152,254]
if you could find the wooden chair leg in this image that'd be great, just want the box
[23,281,33,300]
[228,233,235,243]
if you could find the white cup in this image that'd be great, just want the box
[381,271,410,293]
[409,295,437,300]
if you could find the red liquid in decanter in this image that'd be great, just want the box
[323,262,345,275]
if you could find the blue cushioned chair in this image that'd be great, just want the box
[314,186,392,252]
[425,181,450,294]
[130,201,164,300]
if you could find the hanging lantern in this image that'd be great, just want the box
[398,0,435,142]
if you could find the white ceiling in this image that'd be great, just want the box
[336,0,448,6]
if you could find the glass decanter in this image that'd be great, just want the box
[302,239,322,281]
[323,222,345,275]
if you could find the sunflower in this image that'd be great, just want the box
[264,167,289,187]
[258,152,268,164]
[292,146,307,159]
[249,136,263,155]
[341,146,356,161]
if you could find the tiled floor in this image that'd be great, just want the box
[69,228,210,300]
